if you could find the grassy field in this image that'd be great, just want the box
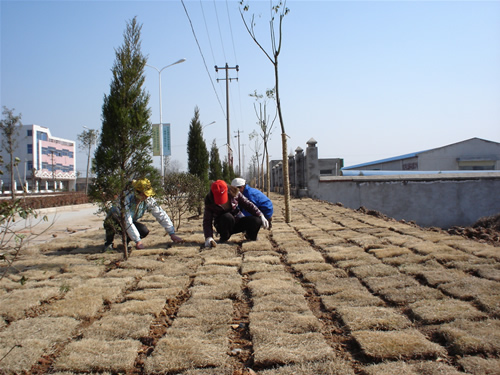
[0,193,499,374]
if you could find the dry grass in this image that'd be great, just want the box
[250,311,321,334]
[408,298,486,324]
[321,289,384,309]
[458,356,500,375]
[368,247,413,259]
[286,250,325,264]
[83,313,153,340]
[0,287,61,320]
[241,261,284,275]
[336,306,412,331]
[251,329,335,366]
[125,287,181,301]
[53,339,141,372]
[438,277,500,300]
[177,299,233,321]
[258,359,355,375]
[363,275,420,293]
[137,275,190,290]
[433,319,500,355]
[44,292,104,319]
[0,338,51,373]
[107,298,166,317]
[474,294,500,318]
[379,284,445,305]
[248,277,304,298]
[352,329,446,360]
[363,360,464,375]
[291,262,343,274]
[252,293,311,313]
[144,335,228,373]
[349,264,400,279]
[415,269,467,287]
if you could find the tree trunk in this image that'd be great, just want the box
[281,133,291,222]
[10,156,15,199]
[274,59,291,223]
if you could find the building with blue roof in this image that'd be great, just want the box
[341,137,500,174]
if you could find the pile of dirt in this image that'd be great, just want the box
[354,205,500,247]
[447,213,500,247]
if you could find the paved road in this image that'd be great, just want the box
[4,203,105,246]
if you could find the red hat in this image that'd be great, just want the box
[211,180,228,205]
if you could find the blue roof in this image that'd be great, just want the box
[342,149,431,170]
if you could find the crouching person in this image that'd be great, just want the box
[203,180,269,248]
[103,178,183,251]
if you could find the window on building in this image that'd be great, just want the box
[27,144,33,154]
[27,129,32,136]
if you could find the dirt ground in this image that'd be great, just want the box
[1,194,499,375]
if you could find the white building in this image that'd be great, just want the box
[0,124,76,192]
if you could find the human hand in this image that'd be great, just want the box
[170,234,184,243]
[135,241,145,249]
[260,215,269,230]
[205,237,217,248]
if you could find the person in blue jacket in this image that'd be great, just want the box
[231,178,273,228]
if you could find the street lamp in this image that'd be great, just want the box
[146,58,186,177]
[202,121,216,130]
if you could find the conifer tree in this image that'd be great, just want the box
[187,106,209,187]
[209,139,223,182]
[89,17,156,258]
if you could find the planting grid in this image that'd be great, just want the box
[0,193,499,374]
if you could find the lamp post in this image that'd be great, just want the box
[202,121,216,130]
[146,58,186,177]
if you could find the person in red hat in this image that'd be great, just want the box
[203,179,269,247]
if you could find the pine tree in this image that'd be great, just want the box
[187,106,209,187]
[89,17,156,258]
[209,139,223,182]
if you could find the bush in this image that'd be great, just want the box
[160,173,206,230]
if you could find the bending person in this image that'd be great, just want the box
[231,177,273,227]
[103,178,183,251]
[203,180,269,247]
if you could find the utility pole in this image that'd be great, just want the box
[215,63,239,167]
[234,129,243,176]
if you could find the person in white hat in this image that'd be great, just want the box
[231,178,273,228]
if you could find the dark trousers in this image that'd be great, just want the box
[214,213,262,242]
[104,217,149,245]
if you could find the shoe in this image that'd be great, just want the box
[103,243,114,252]
[244,234,257,241]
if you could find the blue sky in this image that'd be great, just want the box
[2,0,499,176]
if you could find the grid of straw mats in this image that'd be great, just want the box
[0,193,499,374]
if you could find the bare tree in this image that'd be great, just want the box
[0,107,23,198]
[77,128,99,194]
[250,89,277,196]
[240,0,291,222]
[248,130,262,188]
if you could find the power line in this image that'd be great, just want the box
[181,0,226,118]
[200,0,216,65]
[213,0,227,62]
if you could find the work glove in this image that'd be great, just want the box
[205,237,217,248]
[260,215,269,230]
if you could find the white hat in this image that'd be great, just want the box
[231,178,246,187]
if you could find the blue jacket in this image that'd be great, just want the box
[241,185,273,220]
